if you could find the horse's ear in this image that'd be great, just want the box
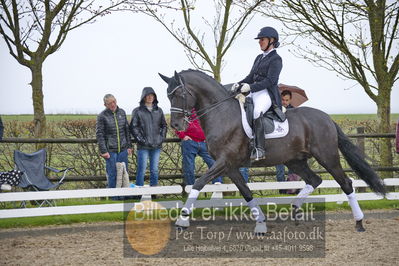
[158,73,171,84]
[174,71,180,82]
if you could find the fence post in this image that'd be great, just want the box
[356,127,366,193]
[356,127,365,156]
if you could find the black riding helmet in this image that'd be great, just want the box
[255,26,280,49]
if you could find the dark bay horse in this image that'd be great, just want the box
[159,69,385,233]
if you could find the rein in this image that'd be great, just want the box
[168,77,237,123]
[193,94,237,122]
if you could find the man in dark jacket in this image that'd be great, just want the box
[281,90,294,109]
[130,87,167,188]
[276,90,300,194]
[96,94,132,194]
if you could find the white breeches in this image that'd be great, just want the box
[249,89,272,119]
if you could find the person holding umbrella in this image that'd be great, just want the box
[281,90,295,109]
[278,84,308,107]
[231,26,283,161]
[275,89,301,194]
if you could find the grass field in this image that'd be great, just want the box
[330,113,399,122]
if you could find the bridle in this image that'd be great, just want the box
[168,75,237,123]
[168,75,194,123]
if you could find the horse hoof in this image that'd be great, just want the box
[292,205,300,226]
[176,226,188,232]
[254,221,267,235]
[175,215,190,228]
[355,220,366,232]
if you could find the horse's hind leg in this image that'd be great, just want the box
[226,168,267,234]
[285,159,322,209]
[314,152,365,232]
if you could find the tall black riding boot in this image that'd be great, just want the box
[250,117,266,161]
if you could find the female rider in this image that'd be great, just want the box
[233,26,283,161]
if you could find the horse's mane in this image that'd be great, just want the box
[180,69,228,94]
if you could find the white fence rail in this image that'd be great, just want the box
[1,179,398,219]
[0,186,182,202]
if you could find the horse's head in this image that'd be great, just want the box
[159,71,196,131]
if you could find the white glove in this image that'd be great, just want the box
[240,83,250,93]
[231,83,240,92]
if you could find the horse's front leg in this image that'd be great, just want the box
[226,168,267,235]
[175,161,226,229]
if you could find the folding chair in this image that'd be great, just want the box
[14,149,73,207]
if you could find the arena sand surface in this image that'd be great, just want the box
[1,210,398,265]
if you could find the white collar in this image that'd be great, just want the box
[262,48,275,57]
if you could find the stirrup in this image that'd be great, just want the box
[250,147,265,161]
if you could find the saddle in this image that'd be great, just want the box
[244,97,286,134]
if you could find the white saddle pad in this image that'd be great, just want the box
[239,100,289,139]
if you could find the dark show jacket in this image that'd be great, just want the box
[240,50,283,109]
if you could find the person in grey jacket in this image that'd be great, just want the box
[130,87,167,188]
[96,94,132,195]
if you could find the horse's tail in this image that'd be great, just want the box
[334,122,386,195]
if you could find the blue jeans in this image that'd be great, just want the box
[276,164,294,182]
[105,150,129,189]
[275,164,286,182]
[135,148,161,186]
[239,167,249,183]
[181,140,223,185]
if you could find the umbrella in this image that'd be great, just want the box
[278,83,308,107]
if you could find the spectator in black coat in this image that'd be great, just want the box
[130,87,167,188]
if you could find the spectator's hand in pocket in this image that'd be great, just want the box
[101,152,110,159]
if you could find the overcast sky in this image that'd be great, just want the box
[0,5,398,116]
